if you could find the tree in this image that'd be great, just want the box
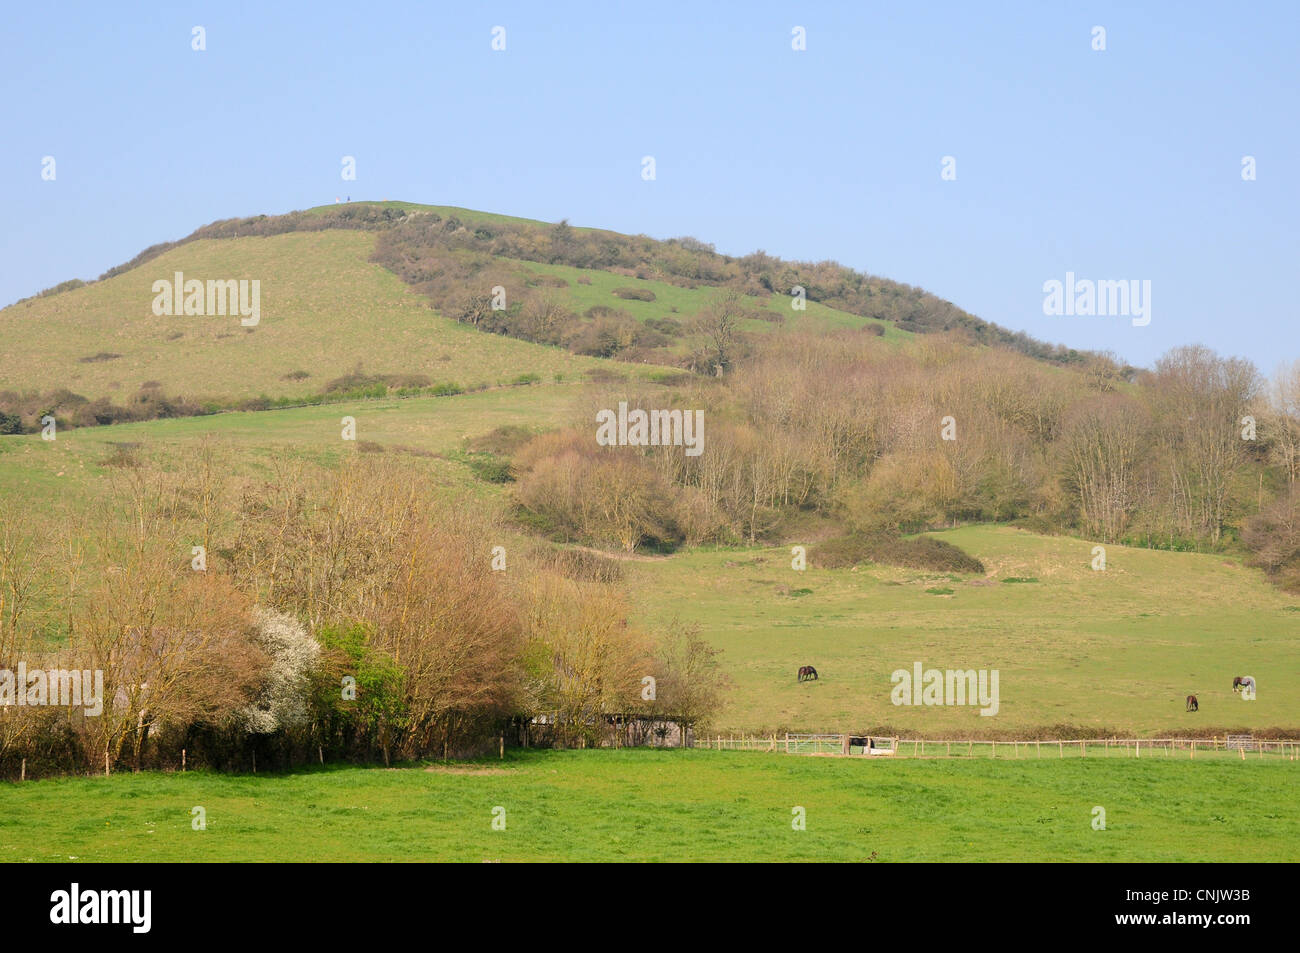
[652,619,729,740]
[689,290,744,373]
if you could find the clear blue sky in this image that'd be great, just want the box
[3,1,1297,372]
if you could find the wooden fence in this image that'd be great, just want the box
[693,734,1300,761]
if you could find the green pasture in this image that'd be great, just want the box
[1,750,1293,862]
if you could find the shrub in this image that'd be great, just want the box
[612,287,656,302]
[812,532,985,574]
[467,455,513,483]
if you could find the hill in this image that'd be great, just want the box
[1,200,1111,434]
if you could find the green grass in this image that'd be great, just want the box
[0,202,905,412]
[0,383,585,510]
[515,259,908,344]
[0,230,606,403]
[1,750,1293,862]
[626,526,1300,735]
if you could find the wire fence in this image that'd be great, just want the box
[691,733,1300,761]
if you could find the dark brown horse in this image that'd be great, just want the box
[798,665,818,682]
[1186,694,1198,712]
[1233,676,1255,693]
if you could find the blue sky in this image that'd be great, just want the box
[3,1,1297,373]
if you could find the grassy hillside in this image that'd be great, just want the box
[0,383,582,510]
[0,230,604,404]
[1,750,1293,862]
[0,205,895,414]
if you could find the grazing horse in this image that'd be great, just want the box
[797,665,819,683]
[1186,694,1198,712]
[1233,676,1255,693]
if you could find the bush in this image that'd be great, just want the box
[612,287,656,302]
[812,532,985,574]
[467,455,513,483]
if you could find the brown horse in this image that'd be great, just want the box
[1233,676,1255,693]
[1186,694,1198,712]
[798,665,819,683]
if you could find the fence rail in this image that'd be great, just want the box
[692,734,1300,761]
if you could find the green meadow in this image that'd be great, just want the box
[627,527,1300,735]
[1,750,1293,862]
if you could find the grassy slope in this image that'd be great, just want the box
[0,210,893,406]
[0,384,581,510]
[626,526,1300,735]
[1,750,1294,862]
[0,230,603,402]
[515,259,909,341]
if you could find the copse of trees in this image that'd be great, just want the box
[0,449,728,779]
[503,334,1299,587]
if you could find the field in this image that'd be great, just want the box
[0,383,581,507]
[627,527,1300,735]
[1,750,1294,862]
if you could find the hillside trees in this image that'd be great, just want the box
[503,332,1290,559]
[1145,346,1259,543]
[1061,395,1150,542]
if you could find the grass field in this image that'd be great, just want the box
[626,527,1300,735]
[0,383,581,508]
[1,750,1294,862]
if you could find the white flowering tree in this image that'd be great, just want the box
[242,608,320,734]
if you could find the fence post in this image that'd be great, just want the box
[1081,740,1085,757]
[182,749,186,772]
[785,733,789,755]
[20,758,25,782]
